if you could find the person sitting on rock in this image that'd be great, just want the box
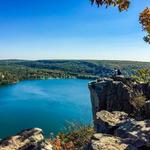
[113,68,123,77]
[117,69,122,76]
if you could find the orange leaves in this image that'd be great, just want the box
[64,141,74,150]
[91,0,130,11]
[117,0,130,11]
[140,8,150,32]
[140,8,150,44]
[52,137,74,150]
[53,138,62,150]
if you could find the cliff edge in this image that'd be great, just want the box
[88,76,150,150]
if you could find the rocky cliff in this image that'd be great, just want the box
[88,76,150,150]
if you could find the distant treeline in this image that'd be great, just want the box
[0,59,150,85]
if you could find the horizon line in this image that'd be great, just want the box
[0,58,150,63]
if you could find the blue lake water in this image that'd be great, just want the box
[0,79,92,139]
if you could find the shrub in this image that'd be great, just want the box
[131,69,150,83]
[51,123,94,150]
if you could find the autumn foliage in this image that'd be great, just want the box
[91,0,130,11]
[140,8,150,44]
[51,137,74,150]
[91,0,150,44]
[50,124,94,150]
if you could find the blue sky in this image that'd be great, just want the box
[0,0,149,61]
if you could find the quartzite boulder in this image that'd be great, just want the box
[95,110,129,133]
[89,133,137,150]
[0,128,53,150]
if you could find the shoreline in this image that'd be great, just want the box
[0,75,98,87]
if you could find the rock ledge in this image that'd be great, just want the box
[0,128,53,150]
[88,77,150,150]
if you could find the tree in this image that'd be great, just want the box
[91,0,150,44]
[131,68,150,83]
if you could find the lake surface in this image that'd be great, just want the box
[0,79,92,139]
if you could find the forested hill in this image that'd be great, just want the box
[0,59,150,85]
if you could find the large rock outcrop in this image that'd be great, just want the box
[88,76,150,150]
[89,133,137,150]
[0,128,53,150]
[95,110,129,134]
[88,111,150,150]
[89,76,150,121]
